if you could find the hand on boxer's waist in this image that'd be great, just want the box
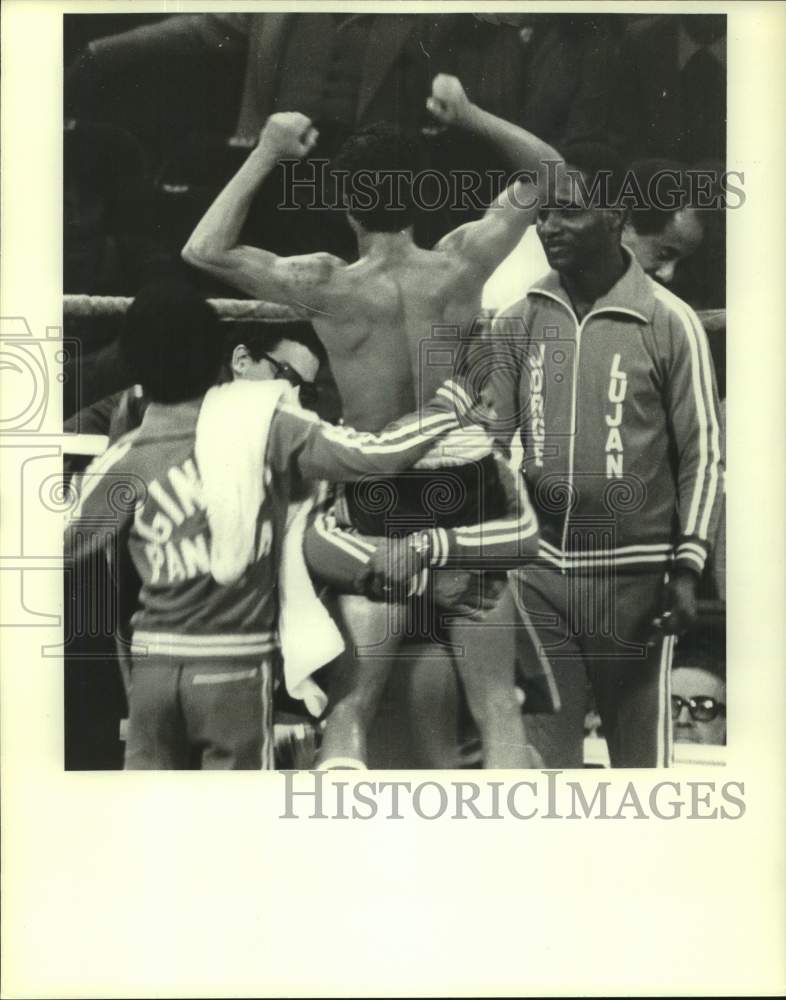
[354,534,432,603]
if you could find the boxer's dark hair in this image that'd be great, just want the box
[120,280,223,403]
[331,122,424,232]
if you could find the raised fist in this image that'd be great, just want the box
[426,74,473,128]
[258,112,319,160]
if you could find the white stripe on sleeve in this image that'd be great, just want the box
[654,287,721,540]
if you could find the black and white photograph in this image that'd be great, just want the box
[1,2,784,997]
[61,8,728,772]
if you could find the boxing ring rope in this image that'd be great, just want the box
[61,298,726,460]
[64,294,300,321]
[64,293,726,326]
[63,295,305,456]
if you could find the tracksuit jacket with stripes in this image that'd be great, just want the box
[64,381,478,660]
[487,250,723,576]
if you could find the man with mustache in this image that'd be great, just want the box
[486,142,723,767]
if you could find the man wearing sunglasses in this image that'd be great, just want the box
[225,320,325,412]
[671,662,726,746]
[65,281,486,769]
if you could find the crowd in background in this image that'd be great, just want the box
[64,12,726,306]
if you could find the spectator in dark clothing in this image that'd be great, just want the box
[64,121,155,294]
[65,13,630,262]
[668,164,726,309]
[618,17,726,307]
[66,14,525,145]
[67,13,524,259]
[494,14,629,151]
[619,14,726,164]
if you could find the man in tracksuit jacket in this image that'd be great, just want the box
[486,143,723,767]
[64,283,482,769]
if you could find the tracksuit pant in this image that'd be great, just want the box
[125,653,274,770]
[511,565,676,768]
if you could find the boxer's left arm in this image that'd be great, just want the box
[428,75,564,275]
[182,113,345,316]
[426,74,560,178]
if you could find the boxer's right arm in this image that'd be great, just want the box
[182,113,345,315]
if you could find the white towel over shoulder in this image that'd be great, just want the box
[195,379,342,715]
[196,378,289,585]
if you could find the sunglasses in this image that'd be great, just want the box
[671,694,726,723]
[259,352,318,409]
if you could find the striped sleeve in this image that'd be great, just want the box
[426,464,540,569]
[654,287,724,577]
[64,432,143,562]
[276,379,476,482]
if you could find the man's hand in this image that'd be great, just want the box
[354,536,430,603]
[649,569,699,645]
[426,74,476,130]
[257,113,319,161]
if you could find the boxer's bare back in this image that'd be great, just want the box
[183,75,560,430]
[300,236,486,431]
